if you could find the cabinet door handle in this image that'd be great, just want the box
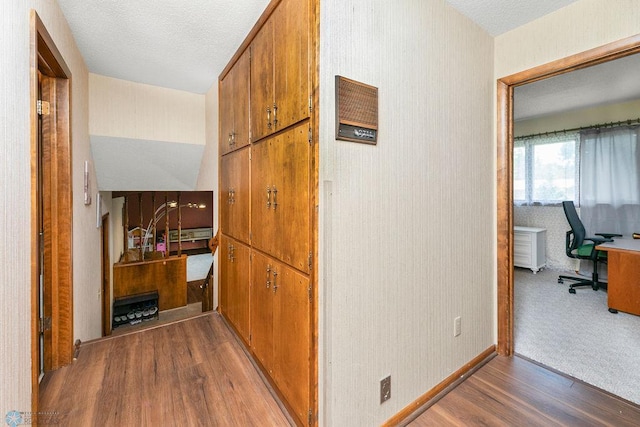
[227,244,234,262]
[272,103,278,127]
[266,186,271,208]
[272,186,278,209]
[228,189,232,204]
[266,264,271,289]
[231,189,235,204]
[272,270,278,293]
[231,131,236,146]
[266,107,272,130]
[228,132,233,146]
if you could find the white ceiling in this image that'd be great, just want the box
[55,0,638,190]
[57,0,271,94]
[57,0,585,95]
[447,0,578,37]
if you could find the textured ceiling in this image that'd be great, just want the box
[446,0,578,36]
[57,0,581,94]
[57,0,270,94]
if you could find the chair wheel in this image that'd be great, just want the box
[609,308,618,314]
[558,278,564,284]
[569,288,576,294]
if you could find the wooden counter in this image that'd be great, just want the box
[113,255,187,311]
[596,238,640,316]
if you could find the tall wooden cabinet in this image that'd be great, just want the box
[218,0,315,425]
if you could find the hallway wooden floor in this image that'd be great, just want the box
[408,355,640,426]
[40,312,640,426]
[39,312,291,426]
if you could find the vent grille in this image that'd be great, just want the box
[335,76,378,144]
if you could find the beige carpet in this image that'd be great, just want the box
[514,267,640,404]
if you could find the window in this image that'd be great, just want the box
[514,133,579,205]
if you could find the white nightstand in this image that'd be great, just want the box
[514,226,546,273]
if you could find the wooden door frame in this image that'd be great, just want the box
[101,213,111,336]
[30,10,74,414]
[496,34,640,355]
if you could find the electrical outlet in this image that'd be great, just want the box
[380,375,391,404]
[454,316,461,337]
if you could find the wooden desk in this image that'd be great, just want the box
[596,238,640,316]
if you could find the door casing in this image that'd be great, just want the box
[30,10,74,415]
[102,213,111,336]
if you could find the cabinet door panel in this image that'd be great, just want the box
[220,50,250,155]
[250,18,274,143]
[225,238,251,344]
[271,123,311,272]
[219,72,234,156]
[273,0,310,131]
[232,49,250,150]
[220,147,250,244]
[251,137,278,257]
[250,250,274,373]
[252,124,310,271]
[273,262,310,424]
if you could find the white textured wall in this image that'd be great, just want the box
[197,84,219,190]
[495,0,640,78]
[196,83,219,307]
[89,73,206,145]
[318,1,494,425]
[1,0,98,416]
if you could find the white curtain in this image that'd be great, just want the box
[580,125,640,236]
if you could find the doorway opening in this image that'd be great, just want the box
[496,34,640,355]
[108,191,215,337]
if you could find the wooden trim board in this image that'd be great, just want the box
[382,346,496,426]
[30,9,74,419]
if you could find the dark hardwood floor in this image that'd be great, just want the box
[408,355,640,426]
[40,313,640,426]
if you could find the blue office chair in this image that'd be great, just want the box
[557,201,622,293]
